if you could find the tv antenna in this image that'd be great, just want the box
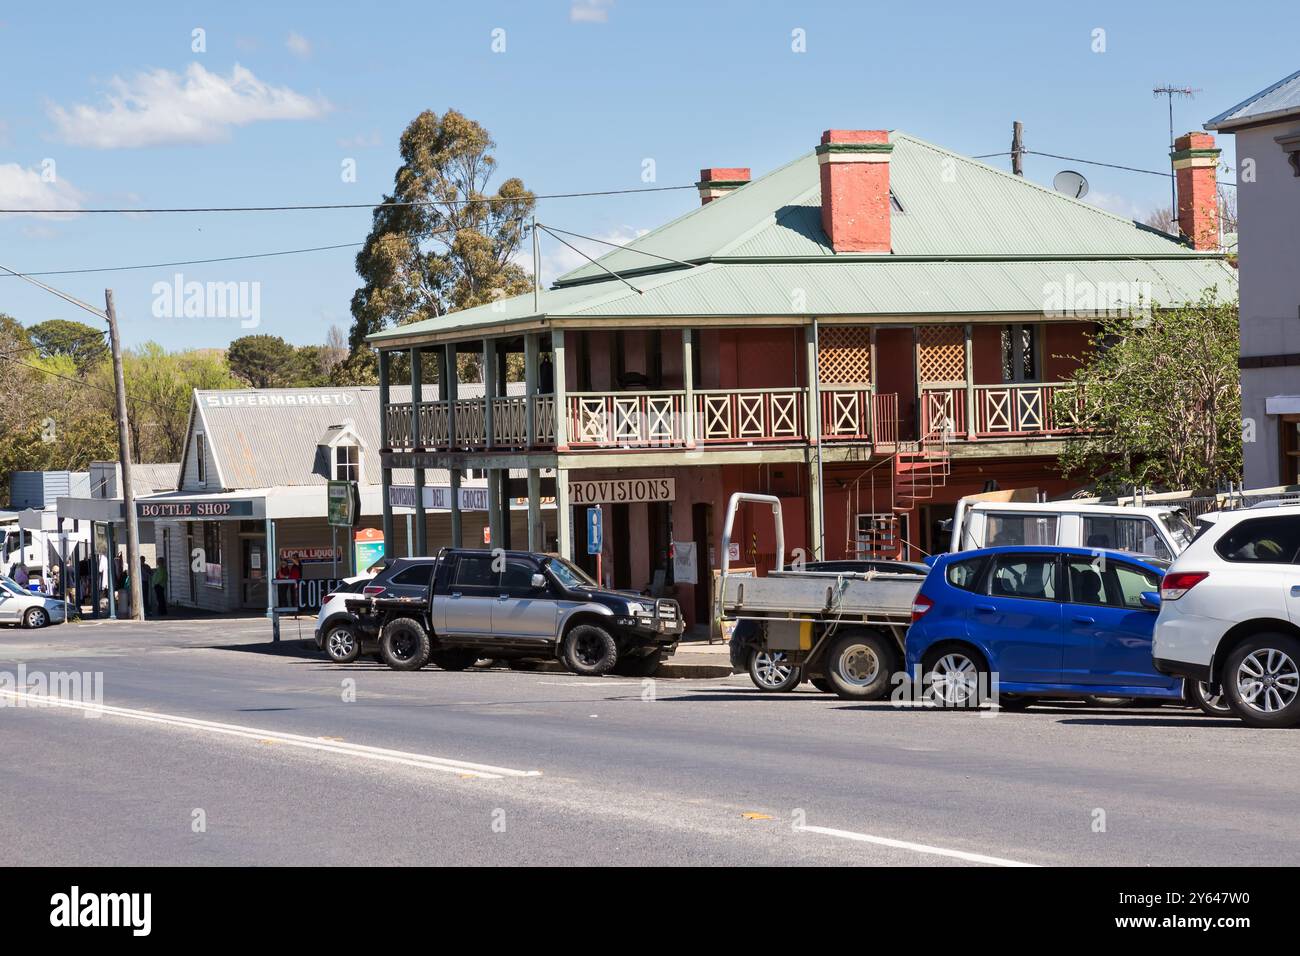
[1153,84,1200,222]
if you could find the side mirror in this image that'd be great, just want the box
[530,573,547,590]
[1139,591,1162,611]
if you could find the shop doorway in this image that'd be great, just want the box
[239,527,268,609]
[612,503,631,590]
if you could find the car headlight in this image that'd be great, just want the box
[625,601,653,617]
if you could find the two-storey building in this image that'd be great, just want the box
[370,127,1235,631]
[1206,70,1300,486]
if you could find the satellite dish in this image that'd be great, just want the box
[1053,169,1089,199]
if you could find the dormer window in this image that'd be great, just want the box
[335,444,360,482]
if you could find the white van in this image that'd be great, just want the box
[949,499,1197,561]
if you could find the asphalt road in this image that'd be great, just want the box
[0,616,1293,866]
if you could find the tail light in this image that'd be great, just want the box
[363,585,385,596]
[911,593,934,623]
[1160,571,1208,600]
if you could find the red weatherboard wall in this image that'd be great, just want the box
[1043,322,1094,381]
[702,328,804,390]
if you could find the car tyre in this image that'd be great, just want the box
[747,648,801,692]
[1223,633,1300,728]
[379,617,431,671]
[825,630,896,701]
[561,624,619,676]
[324,622,360,664]
[1184,680,1233,717]
[921,645,990,709]
[23,607,49,629]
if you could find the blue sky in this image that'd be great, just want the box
[0,0,1289,350]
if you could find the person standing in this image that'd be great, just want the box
[139,557,153,615]
[14,563,29,589]
[151,561,168,616]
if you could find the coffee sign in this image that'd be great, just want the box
[567,478,675,505]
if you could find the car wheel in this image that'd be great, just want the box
[921,645,989,709]
[324,623,360,664]
[825,630,896,701]
[561,624,619,676]
[612,649,663,677]
[23,607,48,629]
[1184,680,1233,717]
[379,617,431,671]
[810,677,835,694]
[430,649,479,671]
[747,649,801,692]
[1224,634,1300,728]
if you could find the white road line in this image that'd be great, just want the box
[0,689,541,780]
[797,824,1039,867]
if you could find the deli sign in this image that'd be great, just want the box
[137,499,255,519]
[568,477,675,505]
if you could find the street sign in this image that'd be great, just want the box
[587,507,603,554]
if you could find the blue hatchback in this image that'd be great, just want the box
[904,546,1182,708]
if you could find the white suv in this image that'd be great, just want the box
[1152,505,1300,727]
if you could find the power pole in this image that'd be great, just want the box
[1011,121,1024,176]
[105,290,144,621]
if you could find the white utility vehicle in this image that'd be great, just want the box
[717,493,922,700]
[1152,503,1300,728]
[949,499,1196,561]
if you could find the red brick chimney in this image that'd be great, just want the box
[1172,132,1221,250]
[696,167,750,205]
[816,130,892,253]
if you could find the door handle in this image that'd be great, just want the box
[974,604,996,613]
[498,593,510,601]
[450,591,462,598]
[1291,586,1300,597]
[1072,615,1095,625]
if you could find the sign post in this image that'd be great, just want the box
[587,506,603,586]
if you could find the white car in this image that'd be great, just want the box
[1152,505,1300,727]
[0,576,66,628]
[312,575,373,663]
[950,500,1196,561]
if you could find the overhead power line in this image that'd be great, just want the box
[0,241,364,279]
[971,148,1237,187]
[0,184,697,216]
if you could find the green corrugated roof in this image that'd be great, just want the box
[557,132,1206,280]
[368,129,1235,346]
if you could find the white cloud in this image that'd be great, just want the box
[0,163,83,219]
[286,32,312,58]
[48,62,331,149]
[570,0,614,23]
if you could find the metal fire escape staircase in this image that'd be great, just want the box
[853,403,952,559]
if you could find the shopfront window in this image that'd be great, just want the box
[202,523,223,588]
[1282,418,1300,486]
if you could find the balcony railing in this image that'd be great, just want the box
[568,391,686,447]
[386,383,1083,451]
[694,388,804,444]
[383,394,556,450]
[921,382,1082,438]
